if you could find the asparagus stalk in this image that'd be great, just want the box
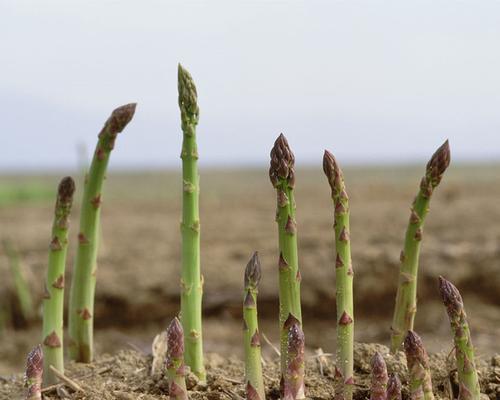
[68,103,136,362]
[42,176,75,385]
[25,345,43,400]
[269,133,302,377]
[390,141,451,352]
[370,352,388,400]
[178,64,205,381]
[404,331,435,400]
[438,276,480,400]
[386,373,402,400]
[283,315,305,400]
[166,317,188,400]
[243,252,265,400]
[323,150,354,400]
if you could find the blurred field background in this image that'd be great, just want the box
[1,165,499,374]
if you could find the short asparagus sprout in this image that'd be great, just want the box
[243,252,265,400]
[404,331,435,400]
[166,317,188,400]
[438,276,480,400]
[25,345,43,400]
[283,316,305,400]
[323,150,354,400]
[178,63,206,381]
[269,134,302,377]
[68,103,136,363]
[42,176,75,385]
[370,352,388,400]
[386,373,402,400]
[390,140,451,352]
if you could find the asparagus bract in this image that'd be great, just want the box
[166,317,188,400]
[25,345,43,400]
[178,64,205,381]
[370,352,388,400]
[269,134,302,377]
[386,373,402,400]
[283,316,305,400]
[243,252,265,400]
[390,141,450,352]
[68,103,136,362]
[42,177,75,385]
[323,150,354,400]
[404,331,435,400]
[438,276,480,400]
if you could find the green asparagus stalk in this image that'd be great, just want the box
[178,64,205,381]
[25,345,43,400]
[166,317,188,400]
[370,352,388,400]
[323,150,354,400]
[269,133,302,377]
[243,252,265,400]
[386,373,402,400]
[404,331,435,400]
[68,103,136,362]
[283,315,305,400]
[42,177,75,385]
[390,141,451,352]
[438,276,480,400]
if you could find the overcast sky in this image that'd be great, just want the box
[1,1,499,170]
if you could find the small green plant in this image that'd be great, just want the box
[166,317,188,400]
[42,176,75,385]
[25,344,43,400]
[404,331,435,400]
[370,352,388,400]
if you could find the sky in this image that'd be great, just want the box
[1,0,500,171]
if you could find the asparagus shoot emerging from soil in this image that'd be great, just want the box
[386,373,402,400]
[438,276,480,400]
[178,64,206,381]
[269,133,303,376]
[166,317,188,400]
[283,316,305,400]
[25,345,43,400]
[42,176,75,385]
[370,352,388,400]
[404,331,435,400]
[323,150,354,400]
[68,103,136,363]
[390,141,451,352]
[243,252,265,400]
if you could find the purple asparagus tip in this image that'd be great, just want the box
[105,103,137,135]
[323,150,343,189]
[370,352,388,400]
[25,345,43,400]
[244,251,262,289]
[57,176,75,204]
[269,133,295,188]
[438,275,463,316]
[426,139,451,186]
[386,373,402,400]
[404,330,429,367]
[167,317,184,359]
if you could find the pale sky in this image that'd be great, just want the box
[1,0,499,170]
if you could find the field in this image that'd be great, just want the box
[1,165,499,378]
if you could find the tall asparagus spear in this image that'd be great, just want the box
[323,150,354,400]
[438,276,480,400]
[178,64,206,381]
[283,316,305,400]
[166,317,188,400]
[68,103,136,362]
[42,177,75,385]
[390,141,451,352]
[243,252,265,400]
[370,352,388,400]
[404,331,435,400]
[25,345,43,400]
[269,133,302,377]
[386,373,402,400]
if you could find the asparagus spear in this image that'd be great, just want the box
[404,331,435,400]
[166,317,188,400]
[323,150,354,400]
[438,276,480,400]
[68,103,136,362]
[269,133,302,377]
[370,352,388,400]
[390,141,451,352]
[386,373,402,400]
[25,345,43,400]
[42,177,75,385]
[178,64,206,381]
[243,252,265,400]
[283,315,305,400]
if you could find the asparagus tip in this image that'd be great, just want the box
[323,149,345,196]
[244,251,262,289]
[167,317,184,359]
[371,351,386,376]
[426,139,451,185]
[57,176,75,203]
[438,275,463,316]
[178,64,199,119]
[25,344,43,398]
[269,133,295,187]
[105,103,137,135]
[386,373,402,400]
[403,330,428,364]
[288,322,305,349]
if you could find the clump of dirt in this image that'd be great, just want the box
[2,344,499,399]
